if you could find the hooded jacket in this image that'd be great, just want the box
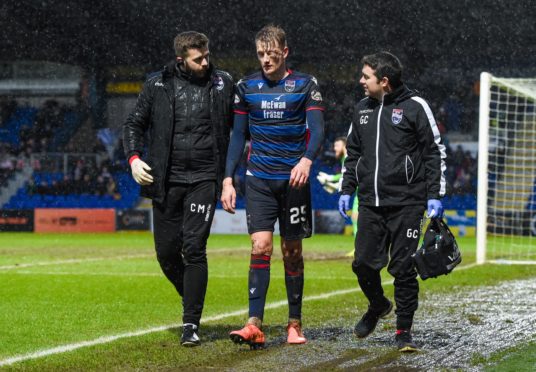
[123,61,234,203]
[341,85,447,207]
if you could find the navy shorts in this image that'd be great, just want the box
[245,176,312,240]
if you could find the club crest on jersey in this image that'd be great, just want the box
[391,108,403,125]
[234,94,240,104]
[213,76,224,91]
[258,82,264,90]
[284,80,295,92]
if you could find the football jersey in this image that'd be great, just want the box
[234,70,325,179]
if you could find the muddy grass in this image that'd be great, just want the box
[224,278,536,371]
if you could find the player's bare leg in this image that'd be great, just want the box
[230,231,272,349]
[281,239,307,344]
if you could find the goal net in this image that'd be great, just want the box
[477,72,536,264]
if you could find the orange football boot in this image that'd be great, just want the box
[229,323,265,349]
[287,320,307,344]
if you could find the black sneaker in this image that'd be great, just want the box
[181,323,201,347]
[395,329,418,352]
[354,299,393,338]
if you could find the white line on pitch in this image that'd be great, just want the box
[0,248,252,271]
[1,271,356,280]
[0,263,478,367]
[0,254,153,270]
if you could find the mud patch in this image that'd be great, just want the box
[225,278,536,371]
[324,278,536,371]
[397,278,536,370]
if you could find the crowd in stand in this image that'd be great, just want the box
[27,157,122,199]
[445,144,478,195]
[1,96,127,199]
[0,99,67,182]
[1,92,479,200]
[19,99,64,152]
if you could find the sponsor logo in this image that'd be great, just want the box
[263,110,285,119]
[358,109,373,114]
[261,97,286,119]
[155,82,164,87]
[0,217,29,225]
[261,100,286,109]
[311,90,322,101]
[274,94,284,101]
[311,76,318,85]
[284,79,295,92]
[249,287,256,294]
[59,217,77,226]
[234,94,240,104]
[35,209,115,232]
[392,108,404,125]
[258,82,264,90]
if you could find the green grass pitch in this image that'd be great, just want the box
[0,232,534,370]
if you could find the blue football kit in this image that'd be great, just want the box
[233,70,325,180]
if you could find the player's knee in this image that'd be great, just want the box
[283,254,304,274]
[251,237,272,256]
[281,239,302,258]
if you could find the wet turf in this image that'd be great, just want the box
[0,233,535,370]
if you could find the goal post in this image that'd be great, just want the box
[477,72,536,265]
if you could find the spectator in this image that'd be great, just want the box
[36,180,49,195]
[95,175,107,196]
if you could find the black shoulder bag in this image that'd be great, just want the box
[412,218,462,280]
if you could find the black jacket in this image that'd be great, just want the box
[168,66,216,183]
[341,85,447,207]
[123,61,234,203]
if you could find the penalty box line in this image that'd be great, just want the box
[0,263,478,367]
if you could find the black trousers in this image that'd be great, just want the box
[352,204,425,329]
[152,180,216,326]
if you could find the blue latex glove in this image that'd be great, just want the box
[338,194,351,219]
[427,199,444,219]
